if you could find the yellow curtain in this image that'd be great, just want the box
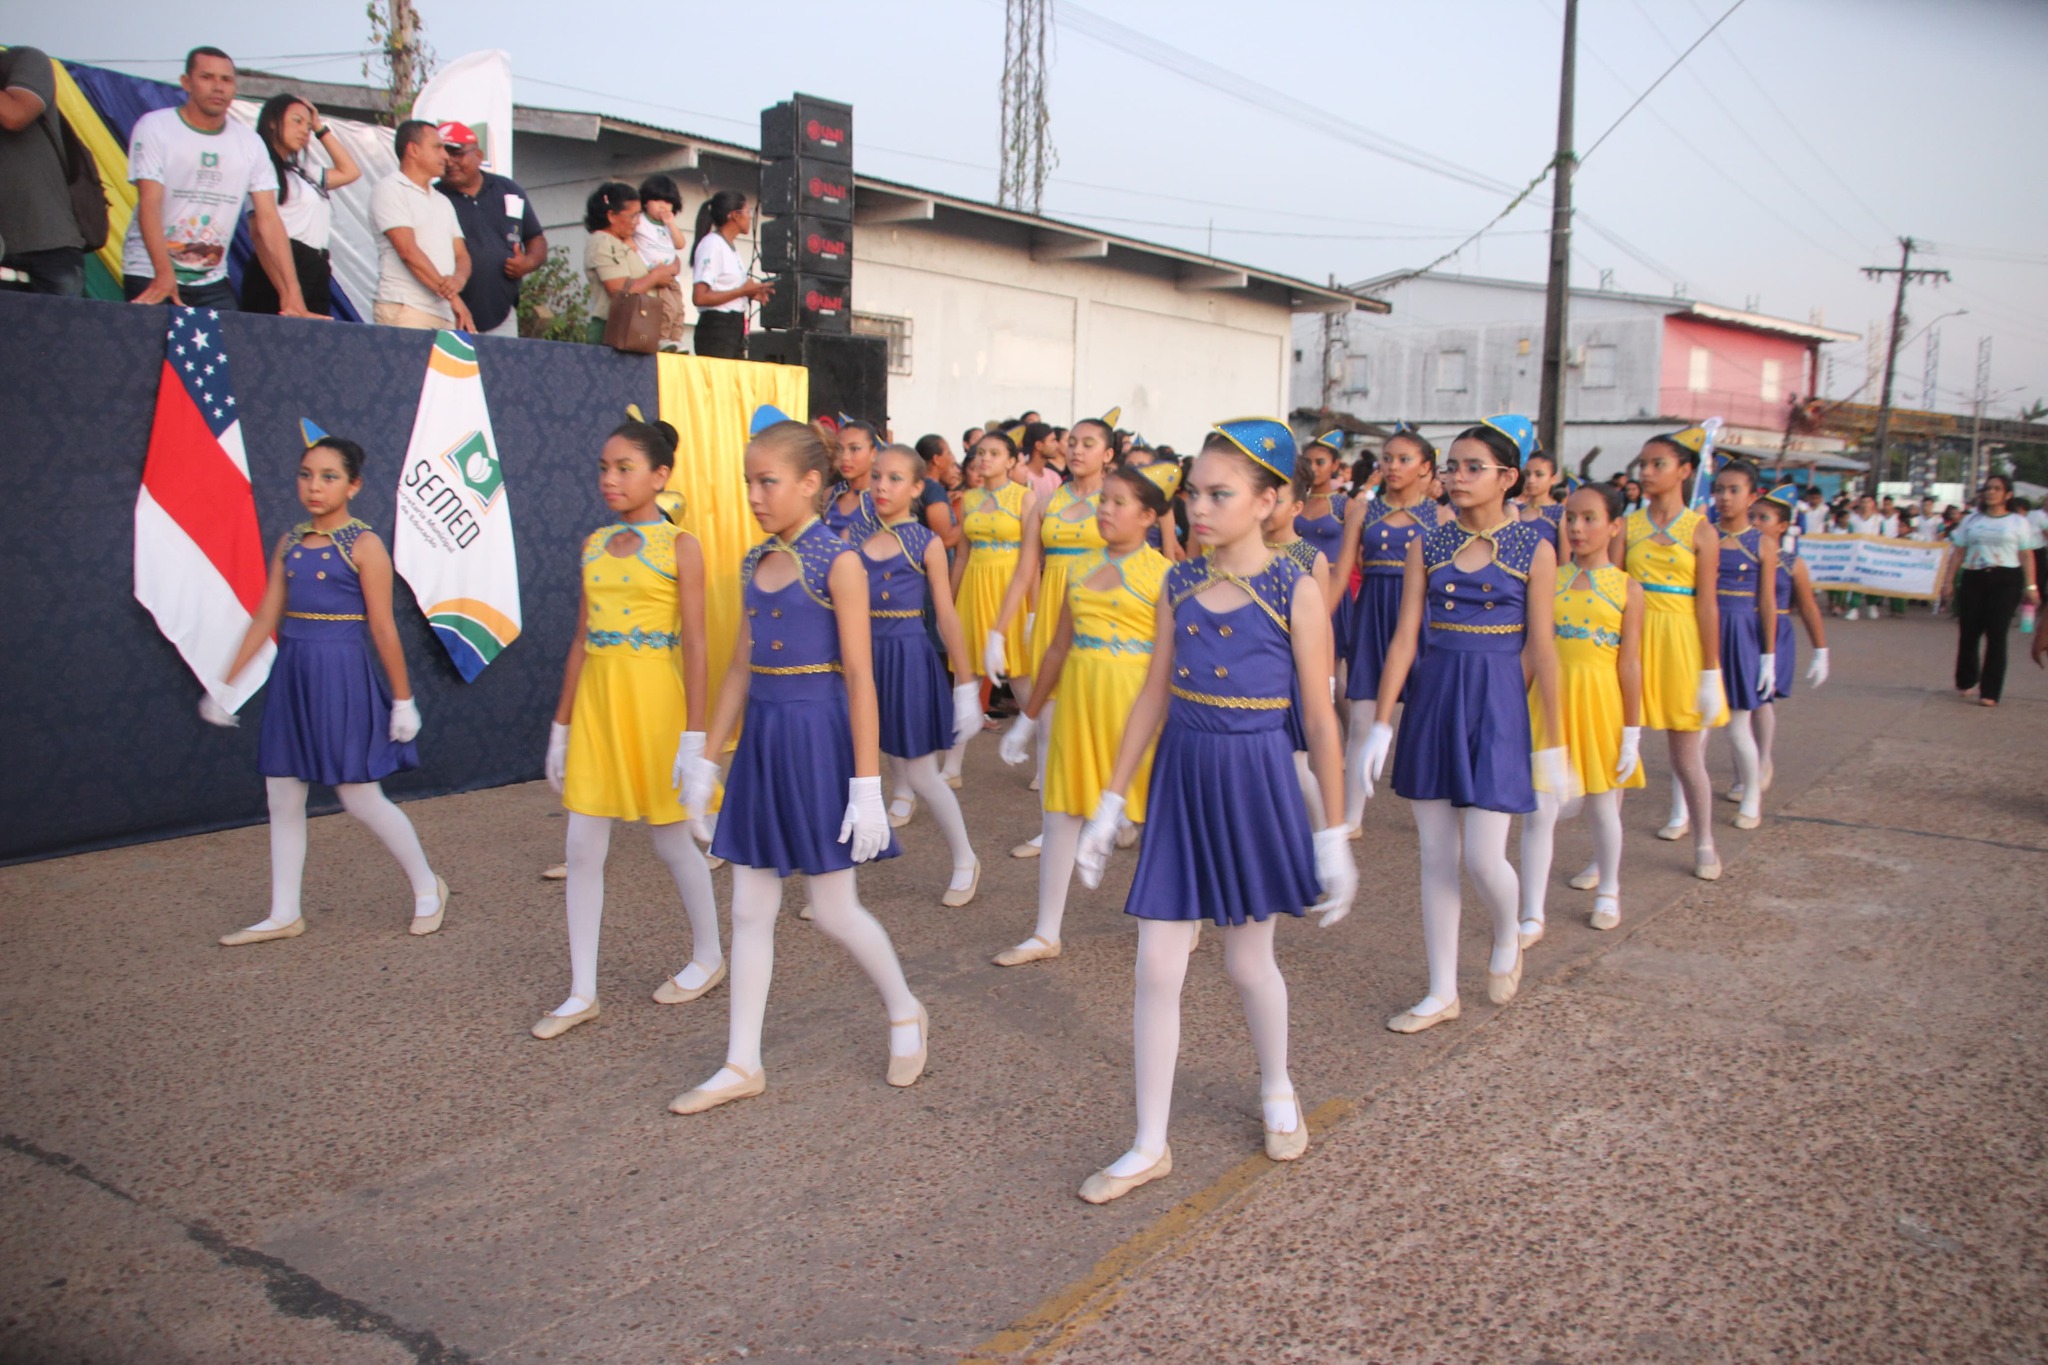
[49,58,138,287]
[655,352,808,717]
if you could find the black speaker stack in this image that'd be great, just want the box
[752,93,888,425]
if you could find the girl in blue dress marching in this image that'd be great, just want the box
[201,434,447,945]
[858,443,984,904]
[1355,416,1569,1034]
[824,418,881,540]
[1334,424,1443,836]
[674,409,926,1114]
[1069,418,1357,1204]
[1708,458,1779,832]
[1740,485,1830,810]
[1296,429,1352,671]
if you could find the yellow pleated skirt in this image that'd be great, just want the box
[1045,653,1155,821]
[564,651,692,823]
[1639,601,1728,732]
[1530,641,1647,795]
[958,547,1029,680]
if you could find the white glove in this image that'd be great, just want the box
[1310,826,1357,927]
[1695,668,1724,724]
[389,697,421,743]
[837,775,890,862]
[1534,745,1582,820]
[545,721,570,793]
[998,713,1037,766]
[680,754,720,818]
[983,629,1008,684]
[671,730,706,791]
[1616,726,1642,783]
[952,681,982,748]
[1075,792,1126,890]
[1352,721,1394,800]
[1806,647,1829,688]
[1756,655,1777,697]
[198,694,239,728]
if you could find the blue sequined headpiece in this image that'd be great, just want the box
[299,418,329,448]
[1211,417,1297,482]
[751,403,795,436]
[1309,428,1345,453]
[1761,482,1800,515]
[1480,414,1537,464]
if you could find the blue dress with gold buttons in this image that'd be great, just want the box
[711,518,901,876]
[1345,496,1439,703]
[1124,554,1320,927]
[1771,536,1799,699]
[1391,519,1542,813]
[258,520,418,786]
[857,515,954,759]
[1295,492,1350,653]
[1717,524,1768,712]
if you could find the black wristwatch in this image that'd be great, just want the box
[314,125,333,139]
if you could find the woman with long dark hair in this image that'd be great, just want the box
[690,190,772,359]
[1950,473,2042,707]
[582,182,679,344]
[241,94,359,315]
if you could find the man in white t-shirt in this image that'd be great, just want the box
[121,46,310,315]
[1797,487,1830,537]
[370,119,472,330]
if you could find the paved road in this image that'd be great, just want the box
[2,616,2042,1363]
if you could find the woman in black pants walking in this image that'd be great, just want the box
[1949,474,2042,707]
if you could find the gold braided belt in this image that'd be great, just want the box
[1429,620,1522,635]
[285,611,366,621]
[1170,685,1290,710]
[750,662,844,675]
[870,609,923,619]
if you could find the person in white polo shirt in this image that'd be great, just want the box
[370,119,473,331]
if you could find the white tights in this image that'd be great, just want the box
[554,813,720,1014]
[1528,789,1625,925]
[246,777,437,932]
[1754,701,1777,786]
[700,865,919,1088]
[1107,916,1296,1176]
[1014,811,1082,948]
[888,753,978,889]
[1342,699,1378,830]
[1409,800,1519,1014]
[1663,730,1717,858]
[1725,711,1763,822]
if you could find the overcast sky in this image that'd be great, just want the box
[21,0,2048,414]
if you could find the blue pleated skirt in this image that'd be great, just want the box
[1772,614,1795,700]
[874,628,952,759]
[1125,716,1318,926]
[1344,573,1408,703]
[712,687,901,876]
[1719,604,1766,713]
[257,633,417,786]
[1391,648,1534,813]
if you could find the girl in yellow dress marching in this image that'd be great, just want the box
[1522,482,1645,942]
[1615,426,1727,881]
[993,463,1173,966]
[947,430,1033,784]
[534,419,720,1039]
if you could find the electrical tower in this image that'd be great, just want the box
[1861,237,1950,484]
[998,0,1056,214]
[1923,325,1940,411]
[1970,335,1992,490]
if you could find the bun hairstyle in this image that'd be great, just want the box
[584,181,639,232]
[977,428,1020,462]
[1198,430,1286,493]
[692,189,749,255]
[811,418,843,464]
[1105,463,1170,518]
[1716,457,1761,493]
[308,435,367,481]
[752,420,835,511]
[1451,424,1526,500]
[1572,479,1627,523]
[609,418,680,472]
[1287,459,1316,504]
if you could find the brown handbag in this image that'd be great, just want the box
[602,290,664,353]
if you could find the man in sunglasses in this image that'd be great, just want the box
[434,120,546,339]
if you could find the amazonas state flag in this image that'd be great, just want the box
[135,306,274,711]
[394,331,522,681]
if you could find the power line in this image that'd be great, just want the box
[1580,0,1749,162]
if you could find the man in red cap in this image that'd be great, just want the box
[433,119,546,338]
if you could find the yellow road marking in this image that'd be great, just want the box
[961,1096,1358,1362]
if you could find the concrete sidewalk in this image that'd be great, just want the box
[1,616,2041,1363]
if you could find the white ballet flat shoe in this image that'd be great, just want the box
[1079,1146,1172,1204]
[1590,896,1621,931]
[944,771,963,790]
[541,863,568,881]
[1566,865,1600,891]
[886,1004,929,1088]
[941,860,981,908]
[993,934,1061,967]
[1010,839,1041,860]
[408,876,449,936]
[1723,784,1745,804]
[1115,817,1139,850]
[1487,944,1524,1005]
[1517,919,1544,950]
[1264,1094,1309,1162]
[1656,821,1690,841]
[218,918,306,947]
[1732,811,1761,831]
[669,1065,765,1115]
[652,960,727,1005]
[887,796,916,829]
[531,999,600,1040]
[1693,855,1723,881]
[1387,998,1461,1033]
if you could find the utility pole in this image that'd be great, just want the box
[1970,335,1991,492]
[1321,273,1339,413]
[366,0,430,122]
[1536,0,1578,464]
[1861,237,1950,487]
